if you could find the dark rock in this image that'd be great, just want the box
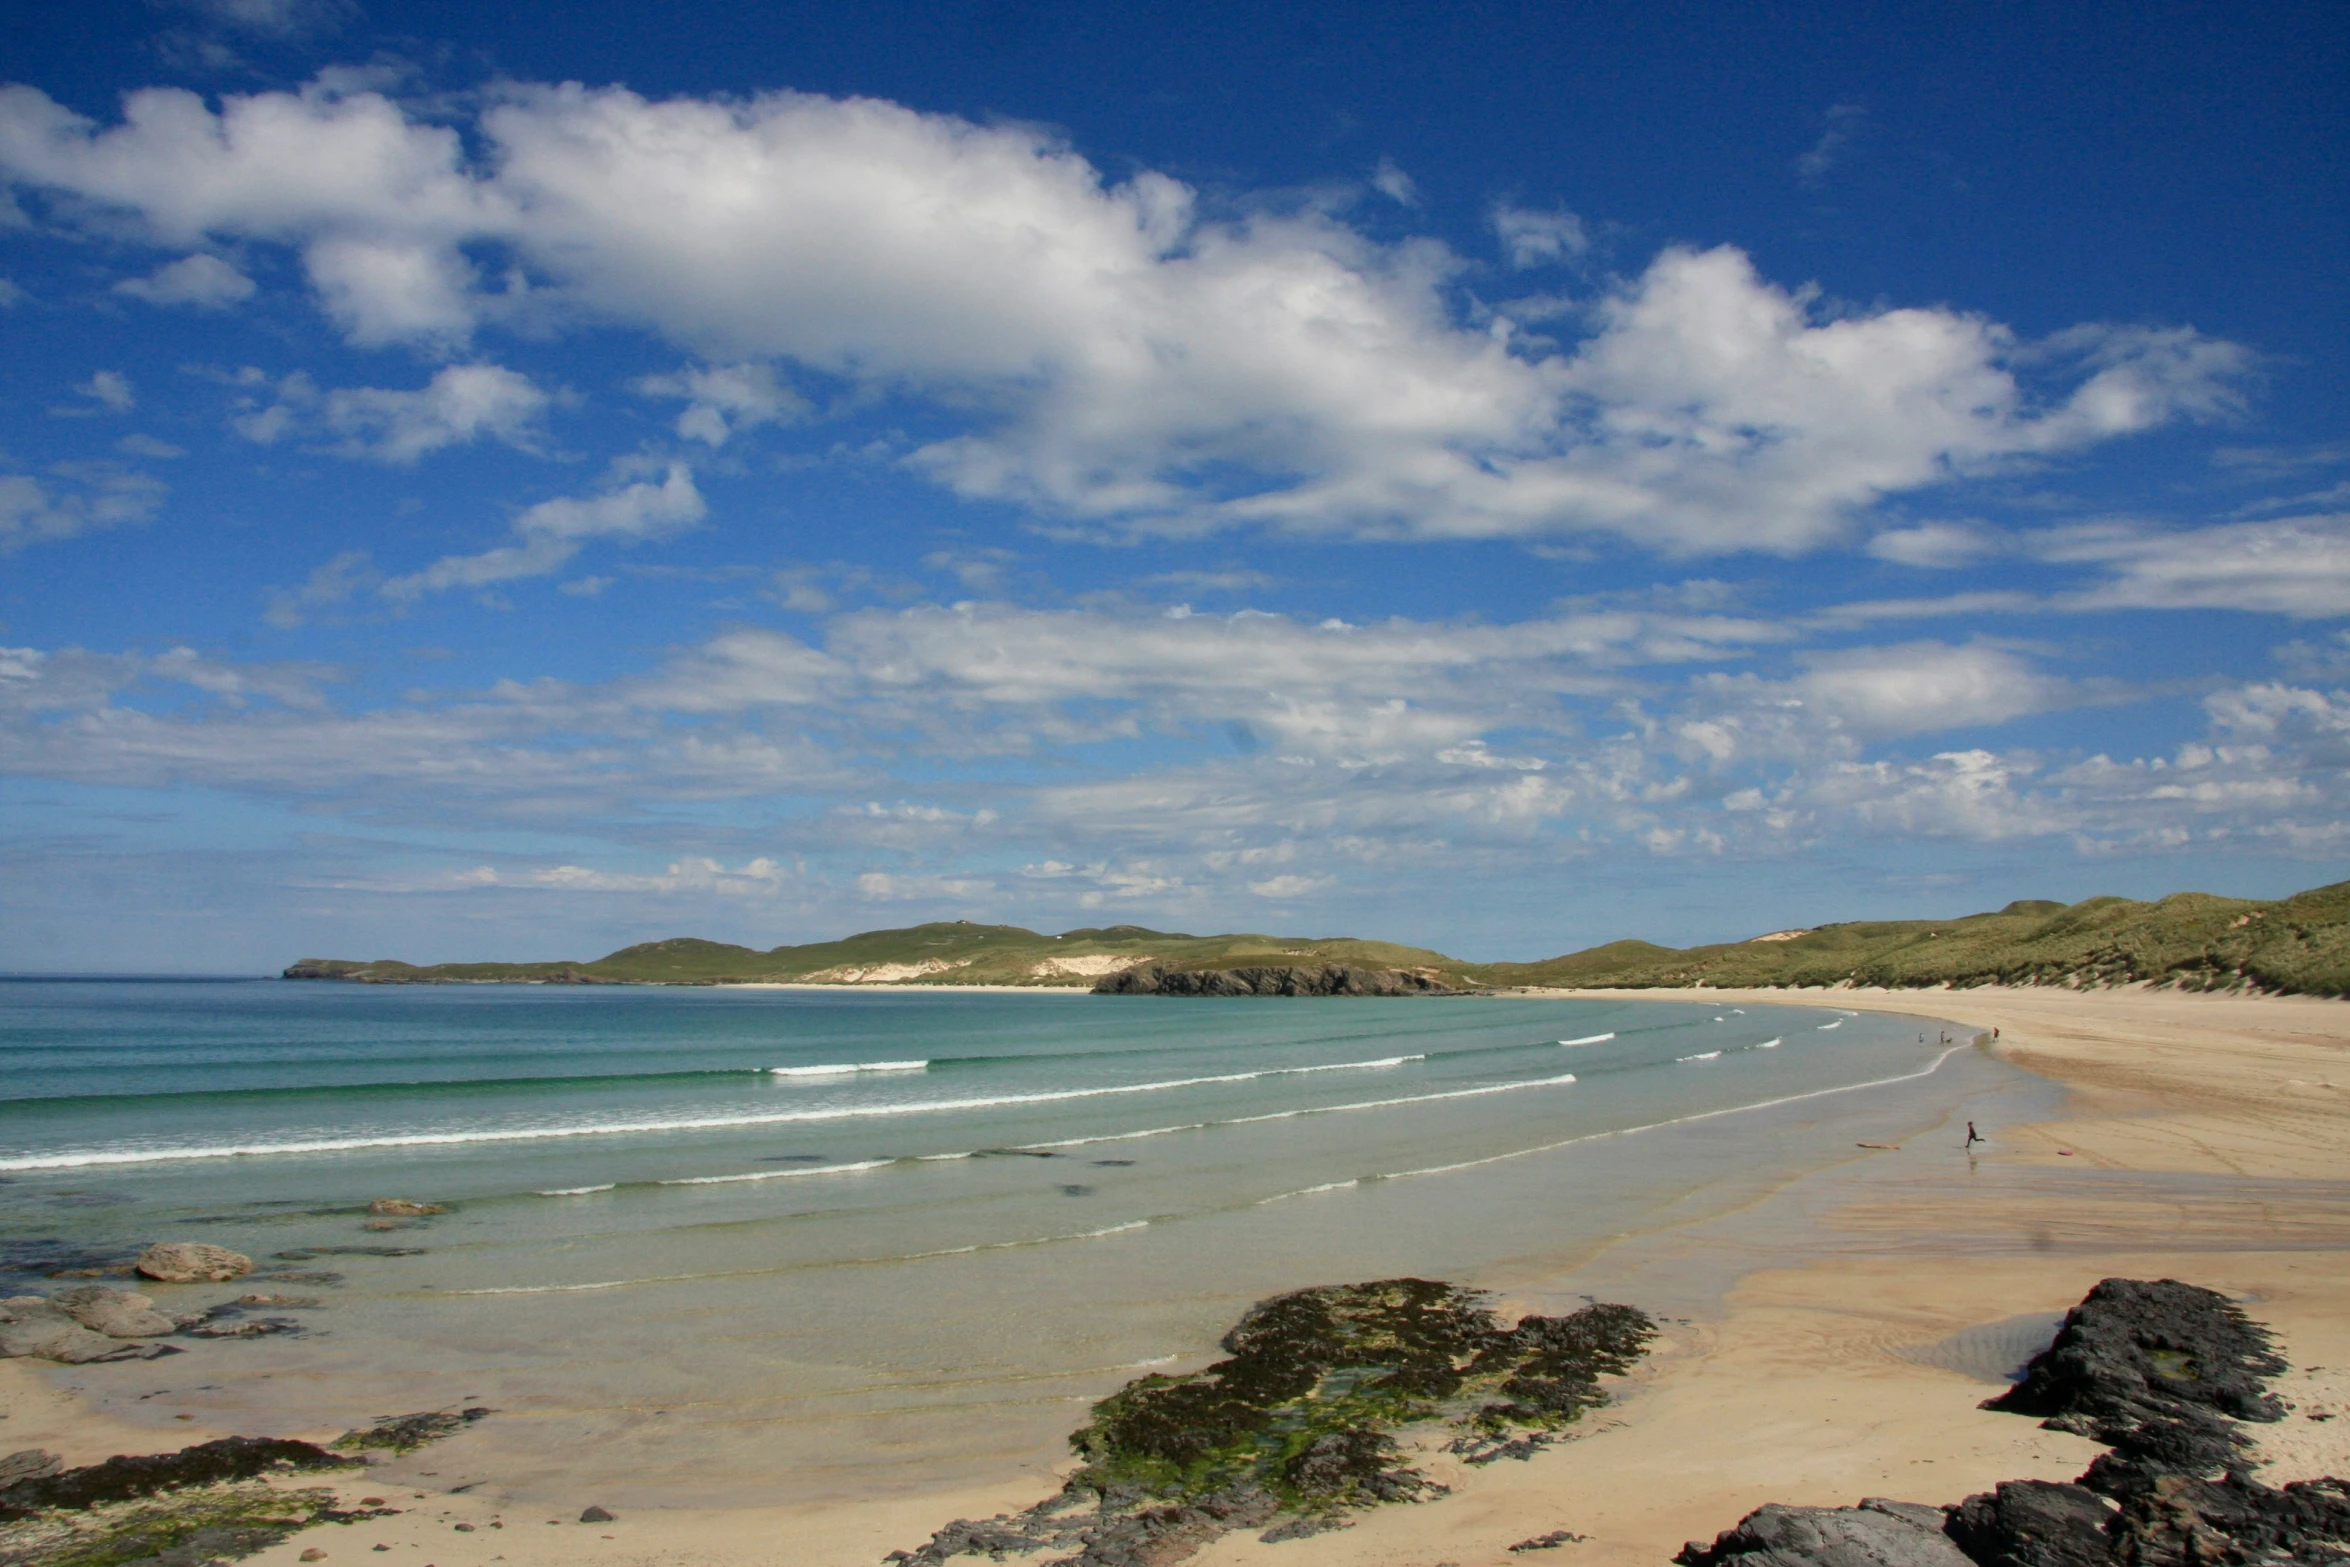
[1094,963,1470,997]
[1944,1481,2115,1567]
[0,1435,351,1520]
[365,1199,447,1218]
[579,1505,615,1523]
[1986,1277,2283,1489]
[1676,1498,1974,1567]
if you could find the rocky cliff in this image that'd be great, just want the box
[1092,963,1469,996]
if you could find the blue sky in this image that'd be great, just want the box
[1,0,2345,971]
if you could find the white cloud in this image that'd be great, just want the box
[1370,157,1418,206]
[264,548,376,628]
[114,252,256,308]
[116,433,187,459]
[1491,203,1586,268]
[1866,521,2001,568]
[2045,514,2350,618]
[1791,643,2071,736]
[379,462,704,597]
[637,362,804,447]
[0,78,2249,553]
[0,465,165,553]
[75,370,135,412]
[323,363,552,462]
[1797,104,1868,186]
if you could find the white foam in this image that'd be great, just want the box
[770,1060,928,1077]
[1377,1044,1967,1184]
[1678,1050,1723,1062]
[0,1053,1432,1170]
[1755,1038,1781,1049]
[1021,1071,1579,1152]
[1558,1033,1615,1047]
[535,1183,616,1196]
[1818,1020,1843,1030]
[1257,1178,1362,1204]
[659,1158,894,1186]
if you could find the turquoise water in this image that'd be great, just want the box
[0,981,1992,1506]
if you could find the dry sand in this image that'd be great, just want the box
[12,983,2350,1567]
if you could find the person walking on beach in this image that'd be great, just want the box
[1964,1121,1984,1150]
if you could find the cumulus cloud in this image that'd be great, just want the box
[114,252,256,307]
[0,77,2251,553]
[323,363,552,462]
[379,461,704,598]
[637,362,804,446]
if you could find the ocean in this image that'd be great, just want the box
[0,980,2007,1506]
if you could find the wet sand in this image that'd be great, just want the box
[11,983,2350,1567]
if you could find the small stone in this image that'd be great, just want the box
[372,1545,390,1552]
[367,1199,448,1217]
[300,1552,327,1562]
[361,1497,385,1505]
[135,1242,254,1283]
[453,1524,475,1532]
[580,1505,615,1523]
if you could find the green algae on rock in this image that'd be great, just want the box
[890,1278,1655,1565]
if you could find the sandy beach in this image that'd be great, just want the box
[10,982,2349,1567]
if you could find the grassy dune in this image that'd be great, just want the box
[286,879,2350,997]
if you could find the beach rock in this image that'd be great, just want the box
[0,1435,349,1521]
[366,1199,447,1217]
[1094,963,1468,997]
[580,1505,615,1522]
[0,1450,61,1485]
[332,1407,493,1454]
[1676,1499,1973,1567]
[53,1284,176,1337]
[135,1242,254,1284]
[1944,1481,2115,1567]
[0,1297,157,1363]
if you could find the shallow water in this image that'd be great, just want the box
[0,980,1994,1505]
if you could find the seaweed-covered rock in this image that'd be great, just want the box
[1677,1499,1972,1567]
[134,1244,252,1284]
[894,1278,1653,1566]
[0,1437,350,1521]
[364,1199,446,1218]
[332,1407,492,1454]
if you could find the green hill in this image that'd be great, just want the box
[1462,881,2350,997]
[284,879,2350,997]
[283,921,1463,988]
